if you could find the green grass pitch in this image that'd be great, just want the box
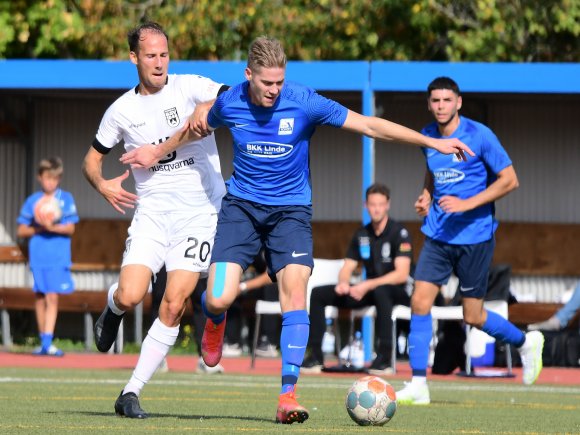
[0,367,579,434]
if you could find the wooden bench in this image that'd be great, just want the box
[0,221,130,349]
[508,303,563,327]
[0,287,150,349]
[313,220,580,326]
[508,302,580,329]
[314,221,580,276]
[1,219,578,347]
[0,217,199,349]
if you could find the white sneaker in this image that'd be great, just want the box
[528,316,561,332]
[518,330,544,385]
[255,343,279,358]
[396,382,430,405]
[156,357,169,373]
[222,343,243,357]
[196,359,225,374]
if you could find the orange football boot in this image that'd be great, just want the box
[275,386,309,424]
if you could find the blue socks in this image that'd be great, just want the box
[408,309,525,378]
[40,333,53,351]
[280,310,309,394]
[201,291,225,325]
[408,313,432,377]
[482,309,526,347]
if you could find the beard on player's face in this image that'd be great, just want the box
[436,110,458,127]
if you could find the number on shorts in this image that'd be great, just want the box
[184,237,211,263]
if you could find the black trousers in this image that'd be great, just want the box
[308,283,410,361]
[225,283,280,346]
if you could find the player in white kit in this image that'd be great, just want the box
[82,21,227,419]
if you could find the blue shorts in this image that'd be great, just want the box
[414,237,495,298]
[31,267,74,294]
[211,194,314,275]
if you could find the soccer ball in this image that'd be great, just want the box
[34,195,62,226]
[345,375,397,426]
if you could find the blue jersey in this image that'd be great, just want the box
[17,189,79,268]
[207,81,348,205]
[420,116,512,244]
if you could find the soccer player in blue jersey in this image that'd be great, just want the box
[396,77,544,405]
[121,37,473,424]
[17,157,79,356]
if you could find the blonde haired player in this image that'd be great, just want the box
[82,21,228,419]
[17,157,79,356]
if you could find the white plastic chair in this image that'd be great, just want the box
[390,300,512,376]
[251,258,345,368]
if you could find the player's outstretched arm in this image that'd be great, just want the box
[119,124,201,169]
[120,100,214,169]
[82,147,138,214]
[188,100,215,137]
[341,110,475,161]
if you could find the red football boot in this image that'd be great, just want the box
[201,313,226,367]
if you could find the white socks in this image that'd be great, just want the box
[123,318,179,396]
[107,282,125,316]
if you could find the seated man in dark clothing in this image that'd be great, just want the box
[303,183,413,375]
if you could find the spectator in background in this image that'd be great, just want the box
[529,281,580,332]
[303,183,412,375]
[16,157,79,356]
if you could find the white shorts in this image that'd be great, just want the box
[122,209,218,275]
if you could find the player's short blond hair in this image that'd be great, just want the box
[38,157,63,177]
[247,36,287,72]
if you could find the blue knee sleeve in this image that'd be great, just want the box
[409,313,432,377]
[212,262,227,298]
[280,310,309,393]
[482,309,525,347]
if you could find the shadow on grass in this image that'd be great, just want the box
[70,411,273,424]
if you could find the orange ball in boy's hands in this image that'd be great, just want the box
[34,195,62,227]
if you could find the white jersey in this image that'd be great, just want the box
[94,74,226,214]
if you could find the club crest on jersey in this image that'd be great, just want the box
[278,118,294,135]
[381,242,391,261]
[164,107,180,127]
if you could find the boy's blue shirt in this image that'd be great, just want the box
[17,188,79,268]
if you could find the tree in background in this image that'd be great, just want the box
[0,0,578,61]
